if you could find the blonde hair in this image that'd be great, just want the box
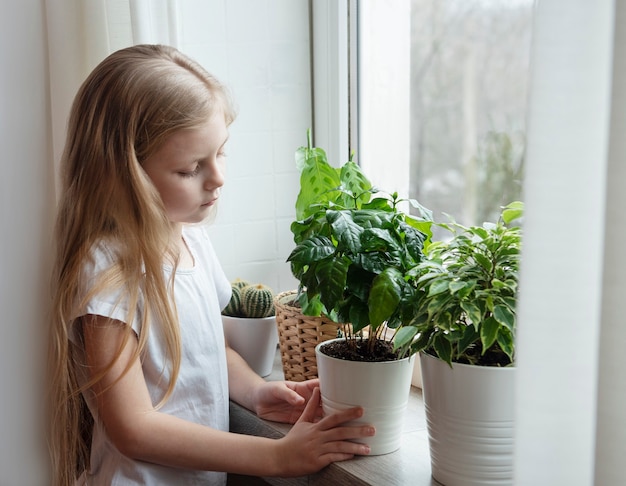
[47,44,236,485]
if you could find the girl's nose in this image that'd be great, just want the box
[205,159,225,189]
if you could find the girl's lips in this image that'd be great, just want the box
[202,198,217,207]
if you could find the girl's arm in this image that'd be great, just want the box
[83,315,373,477]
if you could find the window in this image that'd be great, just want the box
[355,0,535,228]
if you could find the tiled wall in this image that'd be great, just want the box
[179,0,311,294]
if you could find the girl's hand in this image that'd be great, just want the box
[272,387,375,476]
[253,379,322,424]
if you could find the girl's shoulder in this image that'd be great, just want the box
[84,238,123,272]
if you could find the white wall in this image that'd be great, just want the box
[179,0,312,294]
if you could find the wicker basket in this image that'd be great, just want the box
[274,290,340,381]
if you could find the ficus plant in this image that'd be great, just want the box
[393,202,524,366]
[287,131,433,358]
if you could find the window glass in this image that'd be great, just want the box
[358,0,535,228]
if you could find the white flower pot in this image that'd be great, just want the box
[222,315,278,377]
[315,338,414,455]
[420,352,516,486]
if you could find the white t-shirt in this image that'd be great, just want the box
[73,225,231,485]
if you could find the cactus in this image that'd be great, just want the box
[223,285,242,317]
[222,279,275,318]
[241,284,275,318]
[231,278,250,291]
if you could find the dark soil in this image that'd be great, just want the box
[321,339,400,362]
[425,343,513,367]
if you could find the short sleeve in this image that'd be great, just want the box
[69,241,139,344]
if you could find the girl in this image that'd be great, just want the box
[47,44,373,486]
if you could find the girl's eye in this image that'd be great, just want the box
[179,165,201,178]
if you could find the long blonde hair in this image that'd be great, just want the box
[47,44,236,486]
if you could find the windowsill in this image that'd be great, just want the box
[229,349,441,485]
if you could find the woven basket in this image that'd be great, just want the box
[274,290,340,381]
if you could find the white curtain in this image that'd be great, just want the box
[0,2,54,483]
[0,1,176,483]
[46,0,178,184]
[514,0,626,484]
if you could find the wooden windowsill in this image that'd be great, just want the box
[229,349,441,485]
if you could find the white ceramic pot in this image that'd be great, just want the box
[315,338,414,455]
[222,315,278,377]
[420,352,516,486]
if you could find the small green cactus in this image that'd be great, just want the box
[222,285,242,316]
[231,278,250,291]
[241,284,275,318]
[222,279,275,318]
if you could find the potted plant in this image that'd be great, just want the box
[284,131,434,454]
[222,279,278,377]
[397,201,523,486]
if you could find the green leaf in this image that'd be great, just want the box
[295,145,327,172]
[502,201,524,224]
[497,327,515,361]
[457,325,479,354]
[369,268,403,326]
[449,280,467,294]
[473,252,493,273]
[460,300,482,328]
[339,161,372,206]
[287,236,335,264]
[316,256,350,312]
[480,316,499,352]
[433,334,452,365]
[362,197,394,212]
[327,210,363,252]
[456,280,476,299]
[295,154,341,220]
[471,226,489,239]
[493,304,515,331]
[428,278,450,297]
[427,293,453,321]
[393,326,418,350]
[407,199,434,222]
[299,292,325,316]
[360,227,400,252]
[399,221,427,262]
[346,299,370,332]
[355,252,392,274]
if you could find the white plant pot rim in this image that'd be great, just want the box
[419,350,516,372]
[316,337,412,364]
[222,315,275,321]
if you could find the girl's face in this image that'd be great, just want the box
[142,111,228,228]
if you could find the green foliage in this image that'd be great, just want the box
[394,202,523,366]
[222,280,275,318]
[287,130,433,355]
